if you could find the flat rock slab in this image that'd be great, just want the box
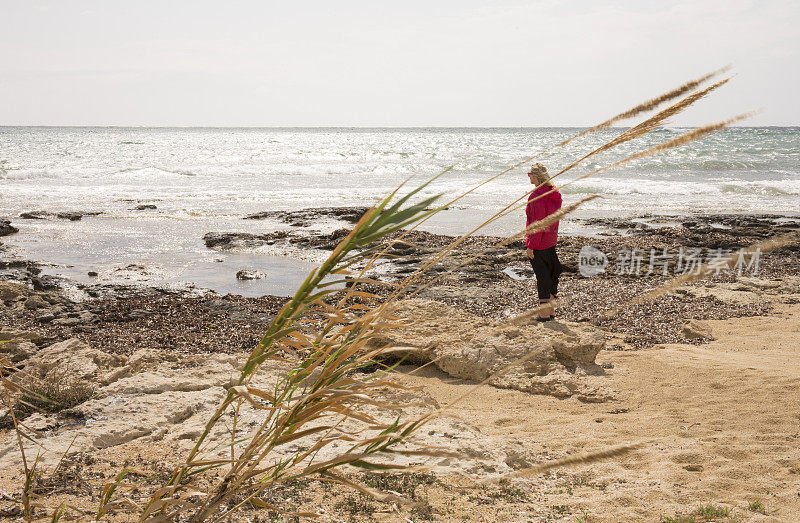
[380,299,612,402]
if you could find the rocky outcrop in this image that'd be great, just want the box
[0,283,103,328]
[244,207,369,227]
[236,269,266,280]
[0,344,246,468]
[0,339,38,363]
[203,231,285,250]
[378,299,611,402]
[0,219,18,237]
[0,330,545,478]
[682,320,713,340]
[23,295,49,310]
[0,282,29,302]
[0,328,45,346]
[19,211,102,221]
[203,229,350,252]
[25,338,127,382]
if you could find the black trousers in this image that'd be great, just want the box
[529,246,562,300]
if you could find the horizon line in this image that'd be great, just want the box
[1,124,796,130]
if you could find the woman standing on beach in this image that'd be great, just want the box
[525,163,563,322]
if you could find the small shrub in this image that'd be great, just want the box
[747,499,767,514]
[662,502,733,522]
[410,500,435,521]
[361,472,437,500]
[16,365,94,417]
[693,503,731,518]
[489,485,528,503]
[334,495,376,516]
[552,504,571,515]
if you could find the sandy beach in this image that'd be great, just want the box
[1,208,798,521]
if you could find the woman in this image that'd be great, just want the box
[525,163,563,321]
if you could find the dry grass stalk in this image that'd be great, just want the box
[555,77,731,177]
[1,349,94,520]
[135,182,459,521]
[557,66,729,146]
[497,441,648,480]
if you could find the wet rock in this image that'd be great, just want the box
[203,231,284,250]
[288,228,353,250]
[19,211,49,219]
[0,219,18,237]
[682,320,713,340]
[0,260,41,275]
[244,206,369,227]
[30,275,62,291]
[19,211,102,221]
[236,269,266,280]
[56,212,84,221]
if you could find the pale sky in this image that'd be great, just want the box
[1,0,798,127]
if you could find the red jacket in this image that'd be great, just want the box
[525,185,562,250]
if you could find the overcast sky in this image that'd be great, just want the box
[1,0,798,127]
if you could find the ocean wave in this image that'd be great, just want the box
[562,178,800,196]
[0,168,60,181]
[719,181,799,196]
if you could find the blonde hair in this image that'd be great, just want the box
[529,163,553,186]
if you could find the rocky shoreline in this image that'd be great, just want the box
[1,208,798,355]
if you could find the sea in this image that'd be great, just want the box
[1,127,799,296]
